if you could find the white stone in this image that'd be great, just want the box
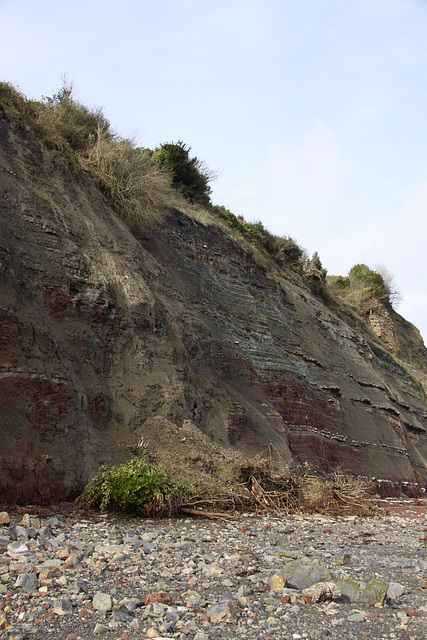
[92,592,113,612]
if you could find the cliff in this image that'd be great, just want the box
[1,102,427,504]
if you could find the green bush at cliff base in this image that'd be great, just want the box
[79,457,188,518]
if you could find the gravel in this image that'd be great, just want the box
[0,505,426,639]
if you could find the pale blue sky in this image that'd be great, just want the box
[1,0,426,342]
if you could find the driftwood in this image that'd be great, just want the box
[176,464,380,519]
[179,507,239,520]
[249,476,281,515]
[302,582,341,604]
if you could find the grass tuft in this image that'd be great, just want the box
[0,80,172,228]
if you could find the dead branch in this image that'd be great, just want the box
[179,507,240,520]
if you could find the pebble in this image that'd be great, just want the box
[53,597,73,616]
[387,581,407,598]
[0,507,425,639]
[14,571,38,592]
[347,612,365,622]
[92,592,113,612]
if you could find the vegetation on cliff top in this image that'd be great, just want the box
[151,140,215,207]
[0,80,310,271]
[0,80,401,313]
[0,81,173,226]
[327,263,402,312]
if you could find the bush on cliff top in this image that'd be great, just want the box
[327,263,402,311]
[152,140,216,206]
[211,205,305,271]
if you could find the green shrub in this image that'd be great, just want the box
[334,275,350,290]
[273,236,304,266]
[328,263,395,309]
[364,271,388,301]
[349,264,389,303]
[152,140,215,206]
[79,457,188,517]
[211,206,305,270]
[86,135,172,224]
[349,263,371,281]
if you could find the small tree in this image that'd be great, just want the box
[331,263,401,310]
[304,252,327,297]
[152,141,216,206]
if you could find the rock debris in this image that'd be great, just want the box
[0,505,426,639]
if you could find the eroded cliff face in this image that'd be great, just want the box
[1,104,427,503]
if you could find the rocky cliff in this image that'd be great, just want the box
[1,103,427,504]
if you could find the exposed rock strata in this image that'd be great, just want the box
[0,104,426,503]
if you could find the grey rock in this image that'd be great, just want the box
[282,558,333,590]
[93,622,110,634]
[0,538,9,552]
[111,609,133,622]
[387,582,407,599]
[142,602,167,618]
[14,525,28,539]
[118,599,136,612]
[288,604,301,614]
[21,514,31,528]
[7,541,29,557]
[45,517,61,527]
[165,610,179,623]
[14,572,38,592]
[184,594,202,608]
[206,599,236,623]
[237,583,252,597]
[53,597,73,616]
[18,609,35,622]
[348,613,365,622]
[336,578,361,602]
[358,578,388,605]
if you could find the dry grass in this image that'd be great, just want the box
[299,468,380,516]
[176,457,382,518]
[85,131,173,228]
[0,81,173,229]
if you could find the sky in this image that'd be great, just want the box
[1,0,426,344]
